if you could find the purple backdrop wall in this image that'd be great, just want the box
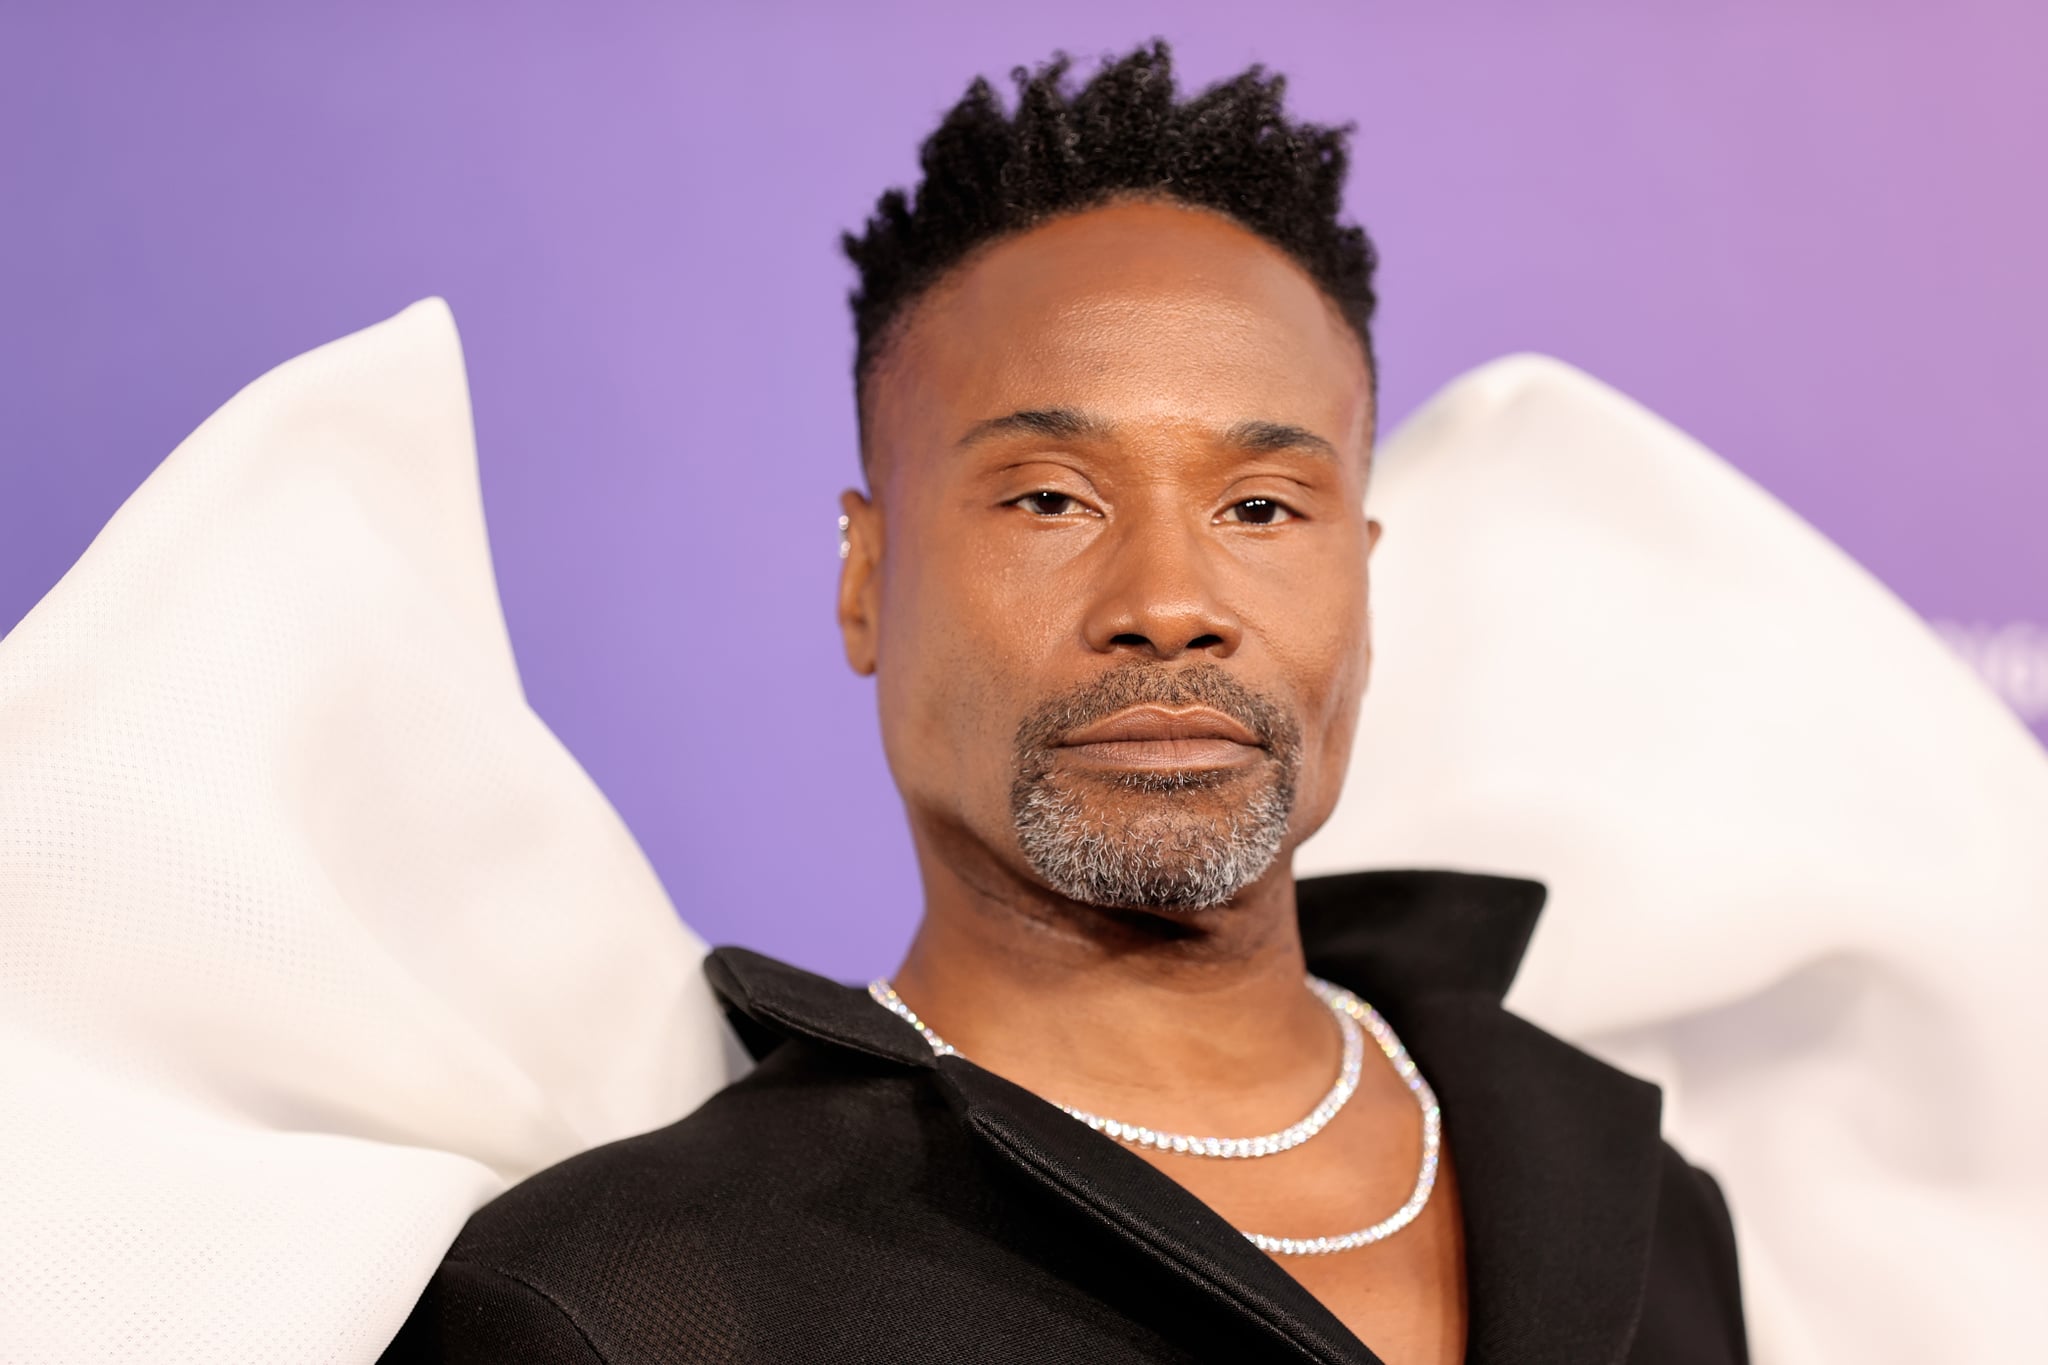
[4,2,2043,980]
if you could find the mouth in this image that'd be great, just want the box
[1053,705,1266,773]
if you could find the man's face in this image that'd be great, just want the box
[840,199,1378,915]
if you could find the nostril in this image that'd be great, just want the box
[1187,634,1225,651]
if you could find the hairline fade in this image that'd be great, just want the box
[842,40,1381,463]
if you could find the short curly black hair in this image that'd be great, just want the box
[842,40,1379,441]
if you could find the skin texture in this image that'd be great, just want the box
[836,199,1466,1365]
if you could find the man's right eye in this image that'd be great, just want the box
[1013,491,1083,516]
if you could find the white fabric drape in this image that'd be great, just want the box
[0,301,740,1364]
[1297,355,2048,1364]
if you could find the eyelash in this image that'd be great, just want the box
[1220,498,1295,526]
[1007,492,1298,525]
[1013,491,1091,518]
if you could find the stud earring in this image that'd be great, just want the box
[837,513,852,560]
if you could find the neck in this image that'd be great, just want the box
[888,828,1339,1130]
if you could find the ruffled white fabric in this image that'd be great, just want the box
[1297,355,2048,1364]
[0,300,739,1364]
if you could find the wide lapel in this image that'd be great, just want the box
[710,945,1382,1361]
[1299,870,1668,1365]
[940,1059,1386,1365]
[1395,994,1664,1365]
[705,946,938,1068]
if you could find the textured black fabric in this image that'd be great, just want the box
[380,870,1749,1364]
[382,1260,606,1363]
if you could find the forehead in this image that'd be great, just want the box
[867,200,1374,472]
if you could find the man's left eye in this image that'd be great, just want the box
[1222,498,1295,526]
[1014,491,1085,516]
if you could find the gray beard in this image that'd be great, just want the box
[1007,664,1301,912]
[1013,768,1295,911]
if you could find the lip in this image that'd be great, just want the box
[1052,706,1265,771]
[1058,705,1264,748]
[1056,737,1264,772]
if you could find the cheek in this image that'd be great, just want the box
[873,514,1070,801]
[888,505,1080,666]
[1285,588,1369,741]
[1251,538,1372,812]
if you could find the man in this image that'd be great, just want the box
[384,43,1747,1365]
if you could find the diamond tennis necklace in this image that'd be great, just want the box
[867,974,1442,1256]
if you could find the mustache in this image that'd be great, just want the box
[1014,662,1301,757]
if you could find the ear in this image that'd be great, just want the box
[836,488,881,676]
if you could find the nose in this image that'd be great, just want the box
[1079,511,1243,660]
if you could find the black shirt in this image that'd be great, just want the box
[381,870,1748,1363]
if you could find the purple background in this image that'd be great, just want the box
[4,2,2043,980]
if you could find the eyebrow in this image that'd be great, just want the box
[1222,419,1338,460]
[955,407,1338,459]
[955,407,1111,449]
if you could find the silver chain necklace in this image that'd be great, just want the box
[866,974,1442,1256]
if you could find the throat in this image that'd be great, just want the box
[886,880,1343,1146]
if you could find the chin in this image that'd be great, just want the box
[1013,774,1293,914]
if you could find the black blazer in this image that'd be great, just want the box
[381,871,1747,1364]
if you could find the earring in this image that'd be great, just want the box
[837,513,852,560]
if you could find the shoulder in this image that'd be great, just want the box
[1636,1144,1750,1363]
[384,1040,947,1364]
[379,1258,604,1364]
[463,1036,939,1261]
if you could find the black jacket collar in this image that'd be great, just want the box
[705,869,1665,1365]
[706,869,1547,1067]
